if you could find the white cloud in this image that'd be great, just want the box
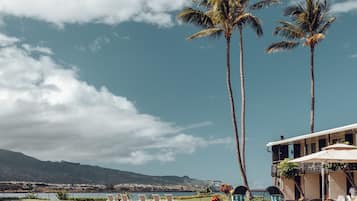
[351,53,357,58]
[331,0,357,13]
[0,0,190,27]
[0,32,229,165]
[88,36,111,52]
[0,33,19,47]
[76,35,113,53]
[22,44,53,55]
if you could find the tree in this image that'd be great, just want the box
[277,159,305,199]
[202,0,279,172]
[234,0,279,171]
[267,0,336,133]
[178,0,279,198]
[177,0,249,191]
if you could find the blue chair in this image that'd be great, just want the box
[231,186,248,201]
[266,186,284,201]
[232,194,245,201]
[270,194,283,201]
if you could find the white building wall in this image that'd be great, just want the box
[329,172,346,200]
[303,174,320,200]
[281,177,295,200]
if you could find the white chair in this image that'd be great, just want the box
[152,194,160,201]
[115,194,122,201]
[139,194,146,201]
[165,194,174,201]
[337,195,346,201]
[122,194,129,201]
[108,195,114,201]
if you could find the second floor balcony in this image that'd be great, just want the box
[271,162,357,177]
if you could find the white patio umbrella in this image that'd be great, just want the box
[290,143,357,201]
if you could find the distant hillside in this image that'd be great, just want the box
[0,149,205,185]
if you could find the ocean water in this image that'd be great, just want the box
[0,192,196,200]
[0,190,269,200]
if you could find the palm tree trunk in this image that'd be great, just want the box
[310,45,315,134]
[225,36,250,193]
[239,27,246,171]
[343,170,355,186]
[294,181,305,198]
[238,28,252,199]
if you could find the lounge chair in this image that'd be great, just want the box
[139,194,146,201]
[115,194,122,201]
[122,194,129,201]
[165,194,174,201]
[265,186,284,201]
[231,186,248,201]
[309,199,334,201]
[152,194,160,201]
[337,195,346,201]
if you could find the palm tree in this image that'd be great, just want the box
[193,0,279,177]
[178,0,278,197]
[235,0,279,170]
[177,0,250,191]
[267,0,336,133]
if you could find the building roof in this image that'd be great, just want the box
[266,123,357,147]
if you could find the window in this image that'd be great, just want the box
[319,139,327,151]
[345,133,354,145]
[311,143,316,153]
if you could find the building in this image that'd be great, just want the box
[208,180,223,192]
[267,123,357,200]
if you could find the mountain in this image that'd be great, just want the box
[0,149,205,185]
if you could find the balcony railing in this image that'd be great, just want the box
[271,162,357,177]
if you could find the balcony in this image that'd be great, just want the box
[271,162,357,177]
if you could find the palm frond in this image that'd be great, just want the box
[274,21,305,39]
[187,27,223,40]
[238,0,250,8]
[250,0,280,10]
[219,0,230,21]
[177,8,214,28]
[266,41,300,53]
[311,1,325,31]
[306,0,314,23]
[234,13,263,36]
[318,16,336,33]
[284,3,305,17]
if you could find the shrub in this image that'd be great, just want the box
[219,184,233,195]
[24,193,39,199]
[277,158,299,179]
[56,191,69,200]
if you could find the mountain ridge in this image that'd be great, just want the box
[0,149,206,186]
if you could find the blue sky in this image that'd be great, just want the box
[0,0,356,188]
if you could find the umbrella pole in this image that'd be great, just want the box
[322,162,325,201]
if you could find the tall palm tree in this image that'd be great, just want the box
[267,0,336,133]
[193,0,279,176]
[177,0,250,190]
[235,0,279,170]
[178,0,278,196]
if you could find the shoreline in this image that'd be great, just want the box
[0,182,205,194]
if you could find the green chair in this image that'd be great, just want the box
[270,194,283,201]
[231,186,248,201]
[266,186,284,201]
[232,194,245,201]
